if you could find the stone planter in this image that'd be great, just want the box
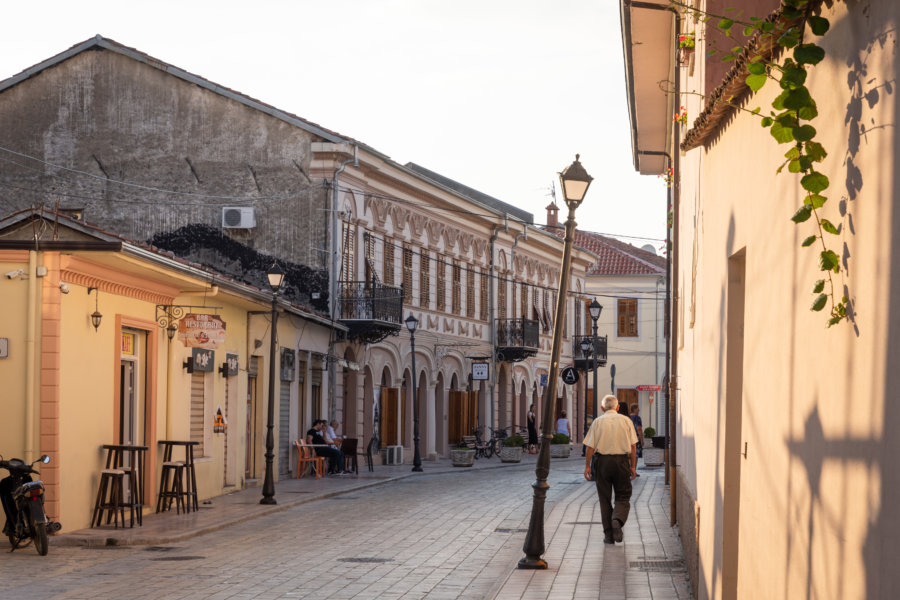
[550,444,571,459]
[643,447,665,466]
[450,448,476,467]
[498,446,523,463]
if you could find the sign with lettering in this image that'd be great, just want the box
[178,313,226,349]
[636,385,661,391]
[561,367,579,385]
[472,362,489,381]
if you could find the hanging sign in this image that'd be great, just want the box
[540,373,548,387]
[191,348,215,372]
[561,366,579,385]
[636,385,661,391]
[213,406,227,433]
[472,362,489,381]
[178,313,226,349]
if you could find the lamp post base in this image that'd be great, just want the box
[411,465,423,472]
[259,497,276,505]
[517,556,548,570]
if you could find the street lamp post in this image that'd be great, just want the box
[519,155,593,569]
[406,314,423,472]
[580,336,593,442]
[588,299,603,419]
[260,262,285,505]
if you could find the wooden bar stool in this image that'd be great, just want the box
[91,468,126,528]
[156,460,187,514]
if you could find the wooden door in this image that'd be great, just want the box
[380,386,398,445]
[617,388,638,415]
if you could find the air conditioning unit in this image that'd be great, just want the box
[380,445,403,465]
[222,207,256,229]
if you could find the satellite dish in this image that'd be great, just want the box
[641,244,657,255]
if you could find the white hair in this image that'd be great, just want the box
[601,394,619,411]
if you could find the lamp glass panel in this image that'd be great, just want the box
[562,179,589,202]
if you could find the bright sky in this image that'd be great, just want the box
[0,0,667,251]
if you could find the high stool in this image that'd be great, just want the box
[91,468,126,528]
[156,461,187,514]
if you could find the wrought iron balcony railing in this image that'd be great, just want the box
[573,334,608,369]
[495,318,539,362]
[339,281,403,344]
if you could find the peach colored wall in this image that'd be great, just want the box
[675,2,899,599]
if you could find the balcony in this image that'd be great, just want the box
[338,281,403,344]
[573,334,608,371]
[495,318,539,362]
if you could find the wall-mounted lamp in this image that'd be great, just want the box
[166,322,178,341]
[87,287,102,332]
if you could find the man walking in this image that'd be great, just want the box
[583,394,638,544]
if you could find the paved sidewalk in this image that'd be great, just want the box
[489,466,692,599]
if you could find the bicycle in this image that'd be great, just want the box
[487,426,510,456]
[472,427,493,459]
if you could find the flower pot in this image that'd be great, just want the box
[498,446,523,463]
[450,448,476,467]
[550,444,571,459]
[643,447,665,467]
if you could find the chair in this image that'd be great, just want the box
[341,438,359,475]
[294,440,326,479]
[361,437,377,472]
[91,468,126,528]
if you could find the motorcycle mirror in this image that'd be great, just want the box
[40,455,50,464]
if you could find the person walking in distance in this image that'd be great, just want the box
[583,394,638,544]
[527,404,539,454]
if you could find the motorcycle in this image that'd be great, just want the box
[1,454,61,555]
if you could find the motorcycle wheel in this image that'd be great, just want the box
[29,516,48,556]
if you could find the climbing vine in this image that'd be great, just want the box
[671,0,847,326]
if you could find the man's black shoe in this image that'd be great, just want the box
[603,535,614,544]
[612,519,623,543]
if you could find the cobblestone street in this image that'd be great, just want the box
[5,459,690,600]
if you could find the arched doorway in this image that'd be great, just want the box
[342,347,359,439]
[435,371,446,457]
[498,364,509,434]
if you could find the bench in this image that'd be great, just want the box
[460,435,477,450]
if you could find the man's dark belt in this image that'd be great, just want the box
[593,453,630,457]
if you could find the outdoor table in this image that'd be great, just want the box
[99,444,149,526]
[157,440,199,512]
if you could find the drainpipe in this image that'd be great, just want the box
[25,251,38,463]
[630,0,681,528]
[488,218,509,433]
[508,225,528,429]
[329,144,358,420]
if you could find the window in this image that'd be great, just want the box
[520,283,528,320]
[498,278,507,319]
[419,250,430,307]
[384,240,395,286]
[364,233,376,283]
[436,255,446,312]
[341,220,355,281]
[403,245,413,304]
[452,260,461,315]
[480,269,488,321]
[466,267,475,318]
[618,298,639,337]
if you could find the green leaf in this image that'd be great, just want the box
[746,73,768,91]
[743,26,755,37]
[819,249,840,272]
[783,88,813,112]
[780,66,807,89]
[827,315,843,326]
[761,21,775,33]
[747,62,766,75]
[813,279,825,294]
[820,219,839,234]
[795,44,826,65]
[798,103,819,121]
[802,235,817,247]
[751,106,762,115]
[771,121,795,143]
[719,18,735,31]
[805,141,828,162]
[788,159,803,173]
[784,146,801,159]
[808,16,830,36]
[761,116,773,127]
[779,30,801,48]
[794,124,817,142]
[811,293,828,311]
[807,194,827,208]
[792,205,812,223]
[801,171,829,193]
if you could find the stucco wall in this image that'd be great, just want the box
[0,48,328,267]
[676,2,899,598]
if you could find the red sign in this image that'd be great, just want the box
[178,313,226,349]
[636,385,661,391]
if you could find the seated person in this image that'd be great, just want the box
[306,420,344,475]
[325,420,343,448]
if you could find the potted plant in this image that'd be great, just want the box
[678,31,695,64]
[641,427,665,466]
[549,433,571,458]
[450,443,476,467]
[498,434,525,463]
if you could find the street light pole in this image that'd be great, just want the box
[580,336,593,445]
[261,262,285,505]
[519,155,593,569]
[589,299,603,420]
[406,314,423,472]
